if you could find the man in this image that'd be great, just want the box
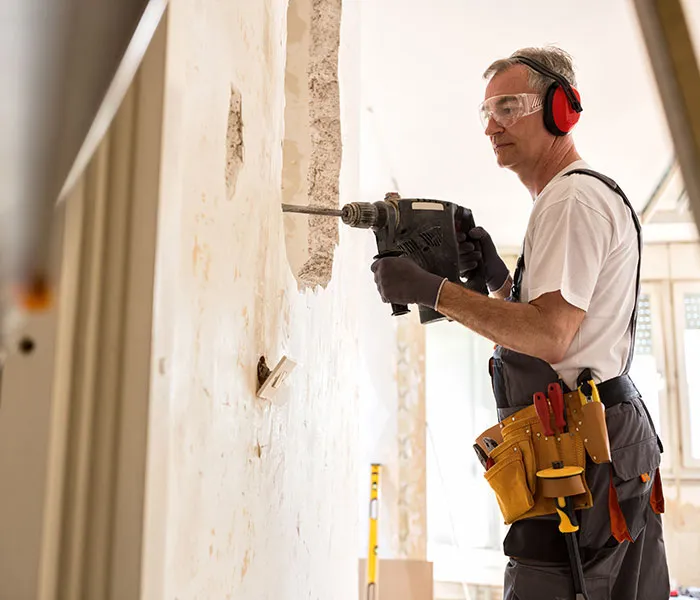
[371,47,670,599]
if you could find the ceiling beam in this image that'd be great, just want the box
[631,0,700,236]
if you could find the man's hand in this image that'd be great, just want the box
[371,257,446,308]
[458,227,509,293]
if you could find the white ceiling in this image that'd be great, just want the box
[358,0,700,250]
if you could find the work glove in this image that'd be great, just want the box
[371,257,446,308]
[457,227,509,292]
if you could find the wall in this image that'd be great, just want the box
[0,312,57,598]
[143,1,399,599]
[0,200,64,599]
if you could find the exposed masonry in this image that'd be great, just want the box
[226,85,244,200]
[285,0,342,289]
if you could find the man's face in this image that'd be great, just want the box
[482,65,550,170]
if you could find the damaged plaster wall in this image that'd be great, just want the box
[282,0,341,289]
[225,86,244,199]
[142,1,399,599]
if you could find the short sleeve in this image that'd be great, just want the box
[525,194,613,311]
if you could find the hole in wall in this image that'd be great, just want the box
[225,85,244,200]
[257,356,271,389]
[18,337,35,355]
[281,0,342,290]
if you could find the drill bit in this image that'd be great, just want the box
[281,202,387,229]
[281,204,344,218]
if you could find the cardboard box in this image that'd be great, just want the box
[358,558,433,600]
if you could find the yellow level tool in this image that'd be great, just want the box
[367,463,381,600]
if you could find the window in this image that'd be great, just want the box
[683,293,700,459]
[628,279,700,476]
[628,285,671,470]
[629,292,662,430]
[425,321,508,587]
[674,282,700,468]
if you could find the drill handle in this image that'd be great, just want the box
[391,303,410,317]
[456,207,489,296]
[464,267,488,296]
[374,249,410,317]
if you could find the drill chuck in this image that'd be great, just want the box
[340,202,386,229]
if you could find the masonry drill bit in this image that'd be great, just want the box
[281,202,387,229]
[281,204,344,218]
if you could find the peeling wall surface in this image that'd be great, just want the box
[144,1,399,598]
[282,0,341,289]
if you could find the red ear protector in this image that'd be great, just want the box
[513,55,583,136]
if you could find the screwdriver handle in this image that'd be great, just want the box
[534,392,554,436]
[548,382,566,432]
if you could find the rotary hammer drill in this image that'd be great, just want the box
[282,195,488,324]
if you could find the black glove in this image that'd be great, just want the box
[371,257,446,308]
[457,227,509,292]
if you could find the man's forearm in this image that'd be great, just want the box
[437,281,564,364]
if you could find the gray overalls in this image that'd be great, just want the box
[490,169,670,600]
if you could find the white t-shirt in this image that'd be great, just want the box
[520,160,639,390]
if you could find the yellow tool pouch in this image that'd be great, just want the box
[477,391,610,525]
[484,432,537,523]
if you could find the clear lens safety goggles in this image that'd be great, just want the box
[479,93,544,129]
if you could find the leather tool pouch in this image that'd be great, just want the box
[484,431,537,523]
[579,400,611,463]
[478,391,606,525]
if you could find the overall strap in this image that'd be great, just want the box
[509,253,525,303]
[563,169,642,374]
[509,169,642,375]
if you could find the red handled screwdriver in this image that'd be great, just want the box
[548,382,567,433]
[534,392,554,436]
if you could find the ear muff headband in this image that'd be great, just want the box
[512,55,583,136]
[512,56,582,112]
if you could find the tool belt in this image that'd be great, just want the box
[476,387,602,523]
[475,374,665,542]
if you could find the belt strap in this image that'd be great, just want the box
[593,374,640,408]
[577,369,664,453]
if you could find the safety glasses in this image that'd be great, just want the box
[478,93,544,130]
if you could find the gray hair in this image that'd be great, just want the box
[483,46,577,96]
